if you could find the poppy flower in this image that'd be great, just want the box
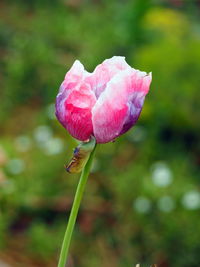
[56,56,152,143]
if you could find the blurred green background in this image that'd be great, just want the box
[0,0,200,266]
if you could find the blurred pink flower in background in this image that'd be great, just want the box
[56,56,152,143]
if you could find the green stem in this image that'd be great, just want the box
[58,145,96,267]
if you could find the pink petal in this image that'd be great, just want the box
[56,60,86,125]
[56,61,96,141]
[64,84,96,141]
[92,69,151,143]
[62,60,86,92]
[85,56,131,98]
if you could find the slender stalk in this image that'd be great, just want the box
[58,145,96,267]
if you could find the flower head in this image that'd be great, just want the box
[56,56,152,143]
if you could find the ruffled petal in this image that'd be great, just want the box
[55,60,85,125]
[120,72,152,135]
[92,69,151,143]
[85,56,131,98]
[64,83,96,141]
[55,60,96,141]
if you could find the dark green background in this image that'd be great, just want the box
[0,0,200,266]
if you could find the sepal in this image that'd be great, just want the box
[65,136,96,173]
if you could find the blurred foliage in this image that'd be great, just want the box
[0,0,200,266]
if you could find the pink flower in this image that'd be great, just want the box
[56,56,152,144]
